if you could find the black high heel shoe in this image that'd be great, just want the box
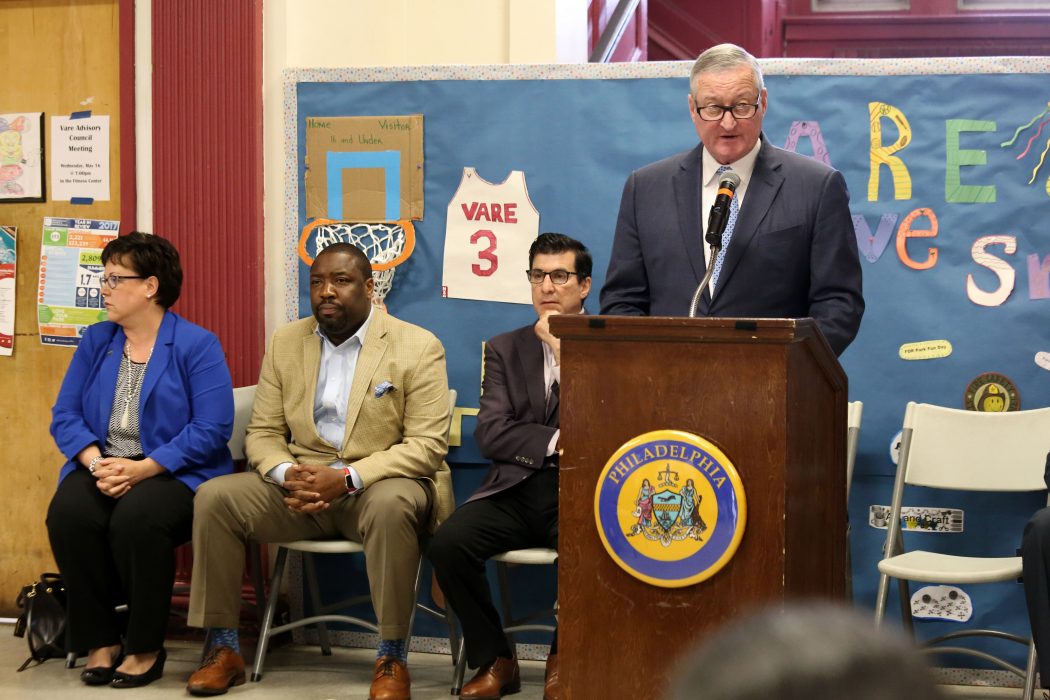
[80,650,124,686]
[110,648,166,689]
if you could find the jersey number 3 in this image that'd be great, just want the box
[470,229,498,277]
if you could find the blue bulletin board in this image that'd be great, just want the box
[285,58,1050,668]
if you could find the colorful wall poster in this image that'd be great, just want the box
[0,113,44,202]
[38,217,118,347]
[0,226,15,355]
[50,114,110,203]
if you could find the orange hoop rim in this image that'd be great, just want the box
[297,219,416,271]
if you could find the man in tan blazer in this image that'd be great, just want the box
[186,243,453,700]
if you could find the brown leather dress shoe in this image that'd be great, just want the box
[370,656,411,700]
[460,656,521,699]
[543,653,560,700]
[186,646,246,696]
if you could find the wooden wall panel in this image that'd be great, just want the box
[782,12,1050,57]
[783,0,1050,58]
[151,0,264,388]
[588,0,650,62]
[0,0,122,615]
[648,0,783,61]
[647,0,1050,60]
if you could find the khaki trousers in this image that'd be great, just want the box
[187,472,430,639]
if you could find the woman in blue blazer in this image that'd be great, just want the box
[46,232,234,688]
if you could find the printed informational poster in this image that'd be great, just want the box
[304,115,424,221]
[0,226,15,356]
[38,217,118,347]
[0,113,45,202]
[442,168,538,305]
[50,114,110,202]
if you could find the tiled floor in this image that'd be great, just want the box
[0,626,547,700]
[0,623,1040,699]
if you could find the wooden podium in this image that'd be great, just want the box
[549,315,848,699]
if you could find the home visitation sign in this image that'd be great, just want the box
[38,218,118,347]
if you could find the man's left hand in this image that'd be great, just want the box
[283,463,346,513]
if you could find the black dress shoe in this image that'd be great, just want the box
[80,651,124,686]
[110,648,166,689]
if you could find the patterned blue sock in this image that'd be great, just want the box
[208,627,240,654]
[377,638,407,663]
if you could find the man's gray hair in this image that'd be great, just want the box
[689,43,765,97]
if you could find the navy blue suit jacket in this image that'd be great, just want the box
[599,138,864,356]
[50,311,235,491]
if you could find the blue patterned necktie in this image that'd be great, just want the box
[710,165,740,291]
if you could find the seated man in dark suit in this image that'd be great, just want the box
[428,232,591,700]
[1021,453,1050,689]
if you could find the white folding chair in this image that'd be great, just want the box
[844,400,863,600]
[450,547,558,694]
[874,401,1050,699]
[250,389,457,682]
[229,386,270,628]
[228,385,257,463]
[846,400,863,499]
[250,540,426,681]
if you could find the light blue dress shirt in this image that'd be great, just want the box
[267,308,373,490]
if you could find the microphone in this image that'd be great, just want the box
[689,169,741,318]
[704,171,741,246]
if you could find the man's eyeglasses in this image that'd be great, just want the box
[526,269,580,285]
[695,99,760,122]
[100,274,145,289]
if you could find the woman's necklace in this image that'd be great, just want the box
[121,340,153,430]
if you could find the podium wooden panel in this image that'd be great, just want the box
[550,315,847,699]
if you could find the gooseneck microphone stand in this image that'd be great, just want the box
[688,171,740,318]
[688,239,721,318]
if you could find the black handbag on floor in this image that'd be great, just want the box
[13,572,68,671]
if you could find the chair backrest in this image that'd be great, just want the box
[900,401,1050,492]
[445,388,458,443]
[846,401,863,499]
[228,384,257,461]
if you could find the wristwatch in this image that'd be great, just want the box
[343,466,358,494]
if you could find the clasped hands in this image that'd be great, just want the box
[92,457,163,499]
[283,464,348,514]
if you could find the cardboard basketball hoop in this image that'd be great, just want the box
[299,219,416,304]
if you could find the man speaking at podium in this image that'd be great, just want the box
[599,43,864,357]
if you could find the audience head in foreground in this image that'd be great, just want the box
[668,601,945,700]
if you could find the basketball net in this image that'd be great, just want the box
[300,220,416,306]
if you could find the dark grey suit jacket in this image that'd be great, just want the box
[599,137,864,356]
[468,324,557,503]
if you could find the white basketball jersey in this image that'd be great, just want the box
[442,167,539,305]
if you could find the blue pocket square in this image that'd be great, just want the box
[374,381,396,398]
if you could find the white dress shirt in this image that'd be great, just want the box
[542,340,560,457]
[700,139,761,294]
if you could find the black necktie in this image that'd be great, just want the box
[546,380,561,466]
